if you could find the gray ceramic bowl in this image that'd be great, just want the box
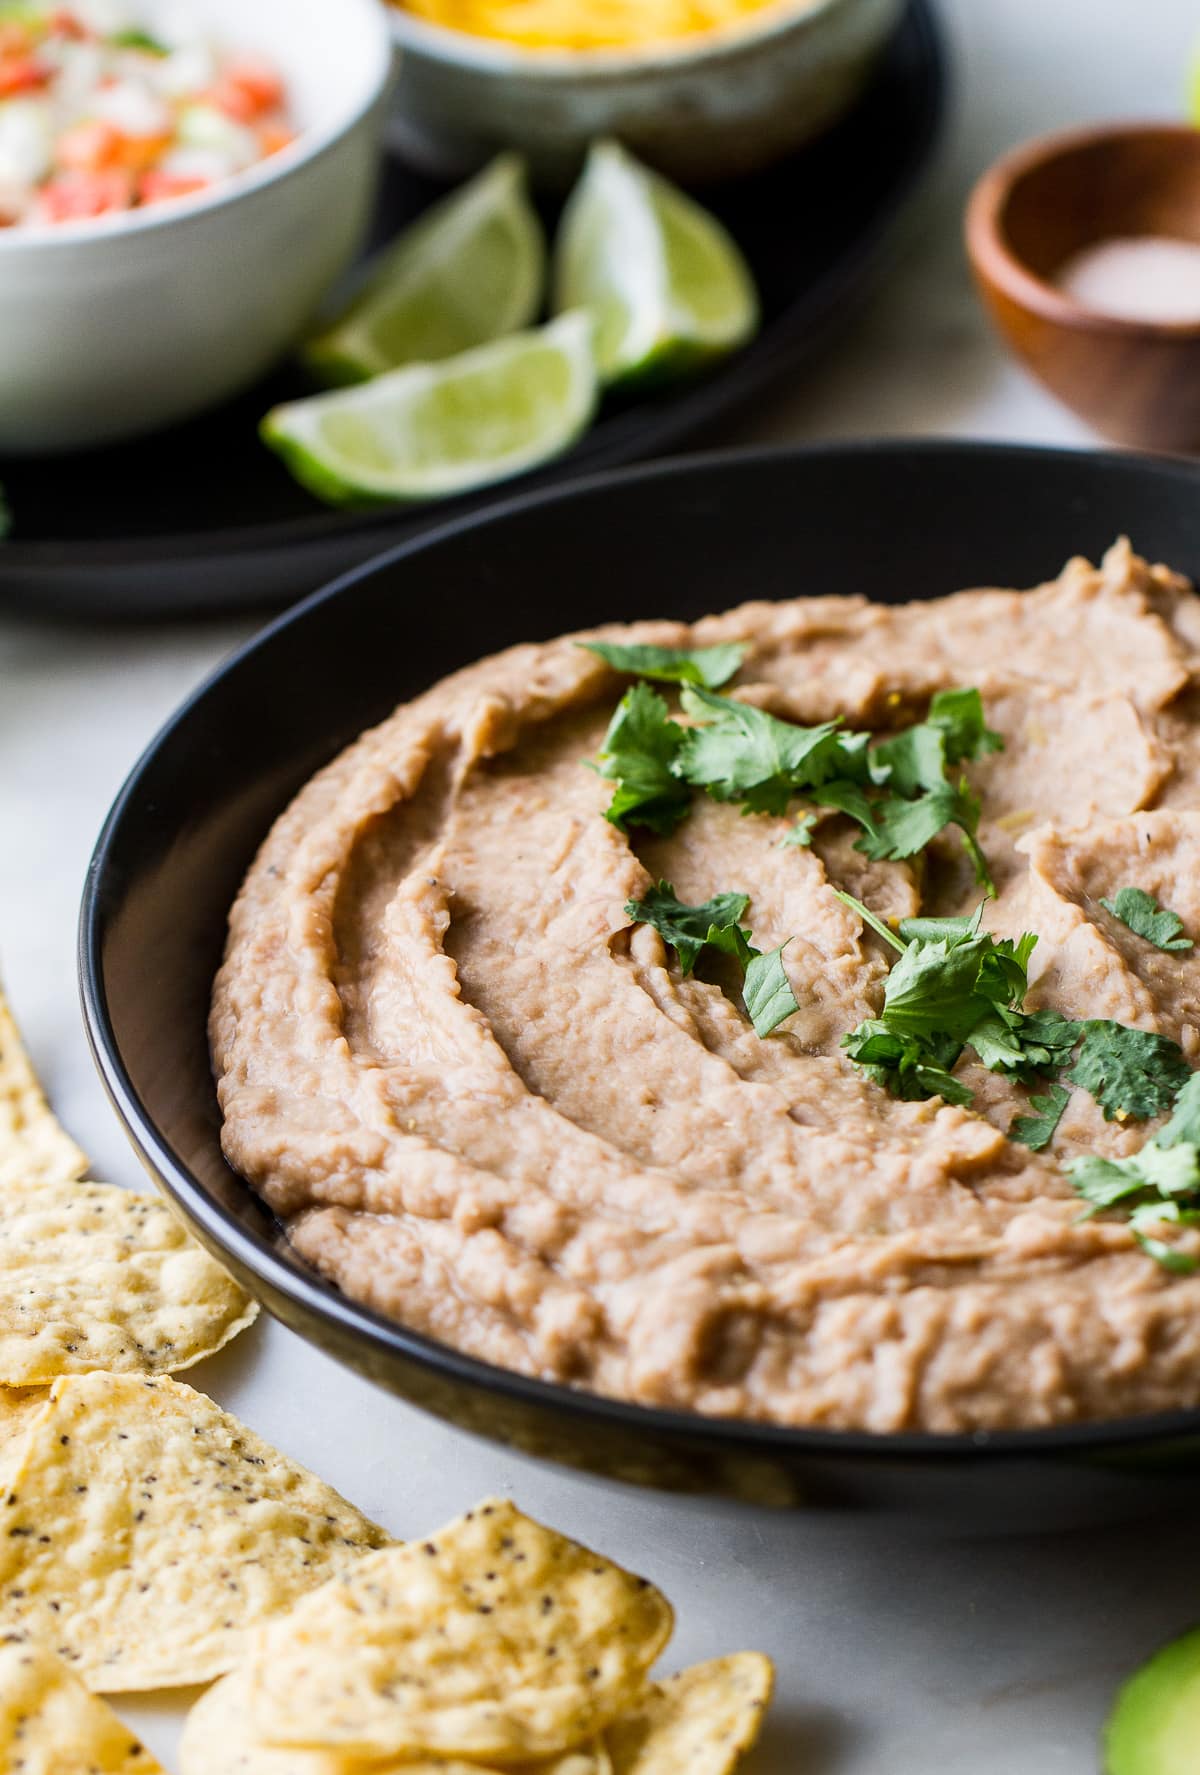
[385,0,904,184]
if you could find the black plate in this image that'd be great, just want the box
[81,441,1200,1522]
[3,1,944,621]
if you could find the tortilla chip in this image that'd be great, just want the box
[181,1663,495,1774]
[0,986,87,1188]
[248,1497,673,1762]
[0,1387,48,1458]
[0,1177,258,1384]
[182,1662,612,1775]
[0,1637,166,1774]
[0,1372,391,1691]
[606,1654,774,1775]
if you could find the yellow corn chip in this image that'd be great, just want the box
[0,1178,258,1384]
[0,1387,48,1457]
[0,1637,166,1774]
[606,1654,774,1775]
[0,1372,391,1691]
[181,1663,493,1774]
[183,1662,612,1775]
[0,985,87,1186]
[248,1497,673,1763]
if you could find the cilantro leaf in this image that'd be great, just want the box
[1067,1021,1190,1122]
[837,891,1049,1106]
[897,908,985,944]
[1154,1071,1200,1147]
[580,640,746,690]
[876,930,1001,1046]
[1009,1082,1070,1151]
[743,942,800,1037]
[625,882,754,976]
[841,1021,973,1106]
[870,722,949,797]
[594,683,691,835]
[675,686,854,816]
[854,782,963,859]
[626,881,800,1045]
[1134,1232,1200,1275]
[1067,1072,1200,1271]
[927,687,1004,763]
[778,813,818,849]
[972,1007,1082,1083]
[110,25,169,50]
[845,775,994,895]
[811,780,885,841]
[1100,886,1194,953]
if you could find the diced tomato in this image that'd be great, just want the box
[111,130,172,171]
[137,170,208,206]
[36,168,134,221]
[0,22,36,57]
[256,121,294,157]
[0,55,49,96]
[48,10,89,39]
[56,119,122,171]
[209,56,283,122]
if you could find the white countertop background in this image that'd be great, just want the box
[2,1,1198,1767]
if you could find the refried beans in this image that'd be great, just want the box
[211,540,1200,1433]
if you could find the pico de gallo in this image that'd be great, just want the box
[0,5,295,227]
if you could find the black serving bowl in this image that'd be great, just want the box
[81,441,1200,1522]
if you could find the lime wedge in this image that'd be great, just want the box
[263,311,598,506]
[552,140,759,388]
[304,154,547,386]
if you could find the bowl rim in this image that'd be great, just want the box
[78,437,1200,1468]
[964,118,1200,342]
[0,0,394,255]
[384,0,858,79]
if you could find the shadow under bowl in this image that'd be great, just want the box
[80,441,1200,1526]
[965,123,1200,452]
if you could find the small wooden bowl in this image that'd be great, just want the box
[966,123,1200,451]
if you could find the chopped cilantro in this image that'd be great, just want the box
[970,1007,1083,1084]
[854,777,993,892]
[110,25,168,50]
[1100,886,1193,953]
[674,686,857,816]
[1156,1069,1200,1147]
[743,942,800,1038]
[625,882,798,1040]
[810,779,884,841]
[897,907,984,944]
[1009,1082,1070,1152]
[1067,1021,1189,1123]
[836,894,1039,1105]
[579,640,746,690]
[625,882,754,976]
[590,678,1000,885]
[926,687,1004,763]
[778,813,818,849]
[1068,1074,1200,1272]
[835,892,1189,1134]
[594,683,690,835]
[841,1021,972,1106]
[864,687,998,808]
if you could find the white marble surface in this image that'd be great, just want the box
[3,1,1200,1768]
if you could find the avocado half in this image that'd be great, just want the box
[1106,1625,1200,1773]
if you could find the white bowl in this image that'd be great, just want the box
[385,0,904,186]
[0,0,394,454]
